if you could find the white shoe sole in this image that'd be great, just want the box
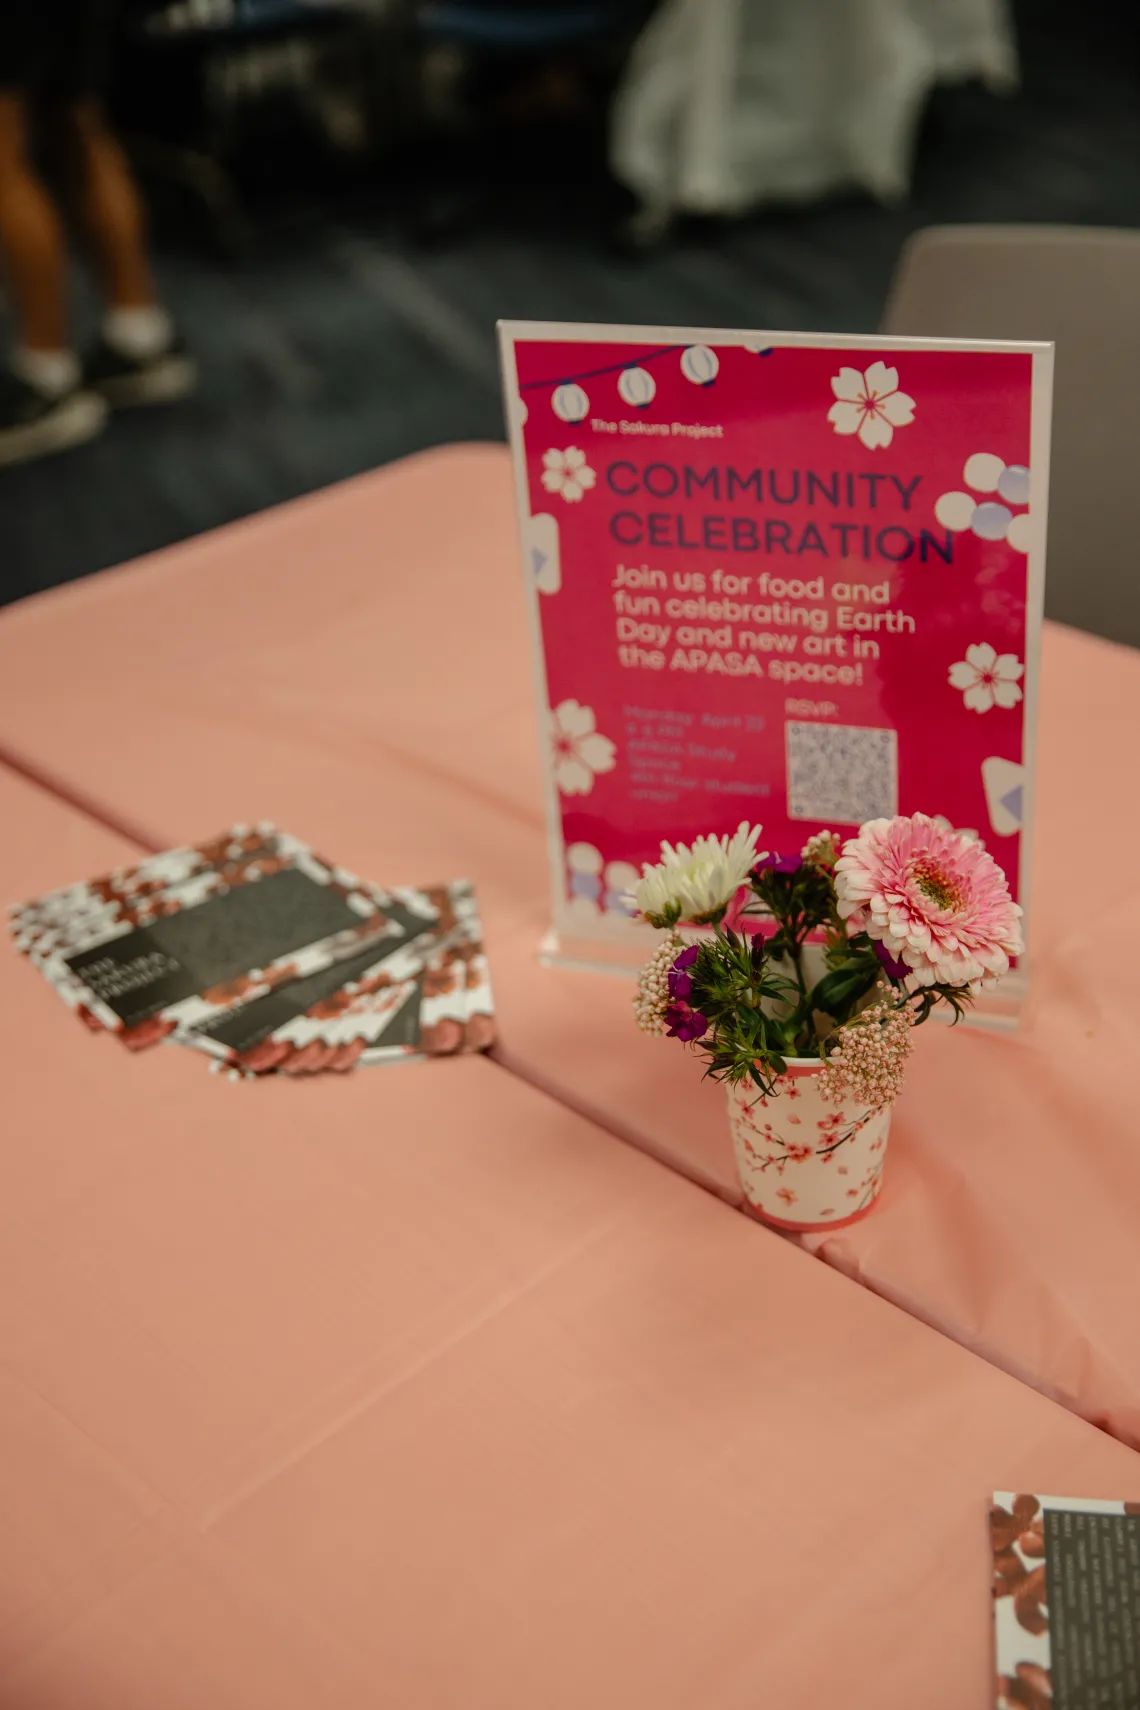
[96,355,198,409]
[0,390,108,468]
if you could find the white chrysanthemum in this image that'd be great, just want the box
[630,822,764,926]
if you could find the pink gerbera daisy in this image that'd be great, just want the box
[834,813,1024,989]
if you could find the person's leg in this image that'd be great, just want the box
[67,96,155,312]
[0,91,70,355]
[0,68,105,464]
[63,95,189,387]
[56,2,194,404]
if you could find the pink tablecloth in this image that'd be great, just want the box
[4,765,1140,1709]
[1,445,1139,1452]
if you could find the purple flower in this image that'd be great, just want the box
[753,853,801,878]
[664,1001,708,1042]
[667,943,700,999]
[873,940,911,980]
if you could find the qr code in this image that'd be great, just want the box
[785,722,898,825]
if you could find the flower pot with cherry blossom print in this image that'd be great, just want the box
[725,1060,891,1231]
[631,817,1024,1230]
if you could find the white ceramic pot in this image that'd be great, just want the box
[725,1059,891,1231]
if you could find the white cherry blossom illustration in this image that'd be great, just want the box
[948,643,1024,713]
[603,860,641,915]
[550,700,617,795]
[541,446,596,504]
[827,362,915,450]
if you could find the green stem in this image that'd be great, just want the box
[788,934,809,1004]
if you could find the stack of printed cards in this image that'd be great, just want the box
[8,824,494,1076]
[992,1491,1140,1709]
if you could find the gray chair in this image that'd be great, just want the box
[883,224,1140,649]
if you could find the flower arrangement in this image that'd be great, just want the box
[632,814,1023,1105]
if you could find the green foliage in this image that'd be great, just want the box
[685,931,800,1096]
[909,982,974,1026]
[679,865,979,1087]
[808,956,880,1018]
[747,862,834,960]
[642,903,682,931]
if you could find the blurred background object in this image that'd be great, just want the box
[884,224,1140,648]
[610,0,1018,248]
[0,0,196,470]
[111,0,416,249]
[407,0,653,243]
[1,0,1139,648]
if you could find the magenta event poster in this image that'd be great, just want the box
[499,323,1051,993]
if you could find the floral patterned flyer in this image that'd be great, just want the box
[992,1492,1140,1708]
[498,323,1052,1006]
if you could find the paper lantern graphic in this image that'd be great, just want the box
[933,491,976,532]
[552,382,589,423]
[617,366,655,409]
[566,842,603,903]
[971,502,1013,541]
[603,861,641,915]
[998,465,1030,506]
[963,452,1006,492]
[567,843,604,876]
[681,345,719,386]
[934,454,1031,551]
[1007,513,1032,553]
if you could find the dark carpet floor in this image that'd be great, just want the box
[1,0,1138,609]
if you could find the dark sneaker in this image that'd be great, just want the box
[85,334,197,408]
[0,371,107,468]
